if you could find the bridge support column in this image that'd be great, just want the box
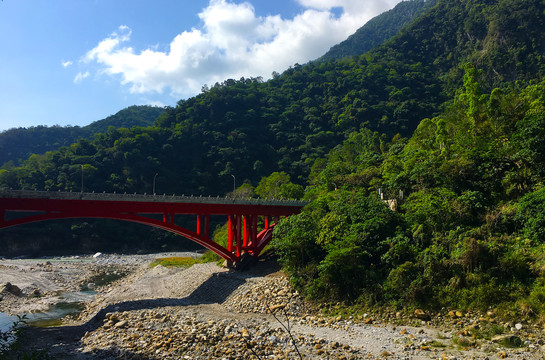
[228,215,233,252]
[228,214,242,258]
[196,214,209,238]
[243,215,249,249]
[204,215,209,238]
[163,213,174,224]
[252,215,259,253]
[242,214,258,255]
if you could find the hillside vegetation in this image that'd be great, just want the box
[319,0,437,62]
[1,0,545,317]
[0,105,164,166]
[275,68,545,315]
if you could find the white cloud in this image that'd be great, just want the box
[62,60,73,68]
[74,71,90,83]
[82,0,401,99]
[146,100,167,108]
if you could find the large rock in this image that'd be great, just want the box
[492,334,523,347]
[0,282,22,296]
[414,309,431,321]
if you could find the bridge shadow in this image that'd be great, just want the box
[84,271,248,330]
[17,256,282,359]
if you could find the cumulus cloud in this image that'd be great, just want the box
[62,60,73,68]
[74,71,90,83]
[82,0,400,99]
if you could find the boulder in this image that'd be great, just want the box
[0,282,22,296]
[414,309,431,321]
[492,334,523,347]
[114,320,128,329]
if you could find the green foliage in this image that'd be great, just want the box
[85,105,164,134]
[275,59,545,317]
[274,190,406,301]
[254,172,304,199]
[403,187,459,237]
[516,187,545,242]
[0,315,51,359]
[0,105,163,166]
[273,212,323,280]
[319,0,437,62]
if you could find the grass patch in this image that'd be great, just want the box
[151,251,222,268]
[80,269,129,291]
[496,335,525,348]
[452,336,477,349]
[151,256,199,268]
[428,340,447,348]
[470,323,504,340]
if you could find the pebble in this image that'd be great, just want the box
[80,309,360,359]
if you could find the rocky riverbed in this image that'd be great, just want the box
[2,253,545,359]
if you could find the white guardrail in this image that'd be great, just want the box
[0,189,309,207]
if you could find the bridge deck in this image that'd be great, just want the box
[0,190,308,207]
[0,190,307,263]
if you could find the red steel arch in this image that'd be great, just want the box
[0,191,306,263]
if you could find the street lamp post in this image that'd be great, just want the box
[153,173,158,195]
[231,174,236,196]
[81,165,84,192]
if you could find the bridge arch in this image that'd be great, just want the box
[0,190,305,263]
[1,212,238,261]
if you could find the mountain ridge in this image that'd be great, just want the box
[318,0,438,62]
[0,105,164,165]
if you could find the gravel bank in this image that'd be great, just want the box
[2,253,545,359]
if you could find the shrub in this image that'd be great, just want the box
[516,187,545,243]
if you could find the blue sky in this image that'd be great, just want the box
[0,0,401,131]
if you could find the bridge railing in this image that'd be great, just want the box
[0,189,309,207]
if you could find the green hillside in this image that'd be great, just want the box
[0,105,164,166]
[1,0,545,317]
[84,105,164,134]
[319,0,437,62]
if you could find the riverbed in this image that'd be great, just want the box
[2,253,545,359]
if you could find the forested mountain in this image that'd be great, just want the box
[84,105,164,134]
[0,105,164,166]
[2,0,545,317]
[319,0,437,62]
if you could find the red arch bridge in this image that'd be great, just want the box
[0,190,307,264]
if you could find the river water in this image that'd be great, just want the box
[26,290,96,327]
[1,289,96,329]
[0,311,15,333]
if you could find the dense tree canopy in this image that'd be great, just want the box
[0,105,163,166]
[319,0,437,62]
[274,73,545,315]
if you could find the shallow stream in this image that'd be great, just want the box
[27,290,96,327]
[1,289,96,329]
[0,311,15,333]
